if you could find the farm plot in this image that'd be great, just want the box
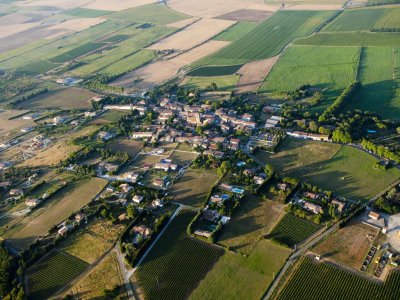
[186,64,243,77]
[89,110,128,125]
[49,42,106,63]
[181,75,239,91]
[267,213,321,247]
[169,150,198,167]
[107,3,190,25]
[26,249,89,300]
[190,239,291,300]
[83,0,156,11]
[193,10,335,66]
[106,139,143,157]
[218,196,285,254]
[213,22,258,41]
[255,137,400,200]
[64,7,112,18]
[216,9,274,22]
[169,169,218,207]
[276,257,400,300]
[313,221,380,270]
[374,9,400,30]
[5,177,107,251]
[345,47,400,120]
[134,210,224,300]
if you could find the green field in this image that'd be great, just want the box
[18,60,61,75]
[186,65,243,77]
[323,8,387,31]
[255,137,400,200]
[190,240,291,300]
[374,8,400,29]
[213,22,258,41]
[26,249,89,299]
[194,10,335,66]
[107,3,190,25]
[276,257,400,300]
[182,75,239,91]
[135,210,224,300]
[260,45,359,110]
[49,42,105,64]
[345,47,400,119]
[64,7,112,18]
[267,214,320,247]
[295,32,400,46]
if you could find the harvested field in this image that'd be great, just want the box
[0,22,41,39]
[147,18,234,51]
[5,177,108,251]
[111,40,229,91]
[47,17,106,34]
[131,154,165,168]
[0,109,36,134]
[15,86,98,110]
[167,17,199,28]
[83,0,156,11]
[106,139,143,157]
[20,0,90,10]
[219,196,285,254]
[236,55,279,93]
[169,150,198,167]
[216,9,274,22]
[169,169,218,207]
[313,221,379,270]
[64,7,112,18]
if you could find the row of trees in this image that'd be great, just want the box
[361,139,400,163]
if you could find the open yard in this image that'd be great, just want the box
[26,249,89,299]
[5,177,107,251]
[190,240,291,300]
[134,210,224,300]
[255,137,400,200]
[169,150,198,167]
[313,221,380,270]
[218,196,285,254]
[276,256,400,300]
[169,169,218,207]
[107,139,143,157]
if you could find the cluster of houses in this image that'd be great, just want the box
[293,190,347,216]
[57,212,87,236]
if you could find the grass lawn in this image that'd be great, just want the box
[313,221,380,270]
[189,239,291,300]
[169,150,198,167]
[181,75,239,91]
[169,169,218,207]
[218,195,285,254]
[255,137,400,200]
[213,22,258,41]
[89,110,128,125]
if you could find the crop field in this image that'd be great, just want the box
[313,221,380,270]
[267,213,320,247]
[374,9,400,29]
[5,177,107,251]
[276,257,400,300]
[260,45,359,109]
[190,240,291,300]
[26,249,89,299]
[89,110,127,125]
[135,210,224,300]
[181,75,240,91]
[295,32,400,46]
[49,42,106,64]
[64,7,112,18]
[193,10,335,66]
[186,64,243,77]
[213,21,258,41]
[345,47,400,120]
[107,3,190,25]
[106,139,143,157]
[17,60,61,75]
[218,196,285,254]
[169,169,218,207]
[255,137,400,200]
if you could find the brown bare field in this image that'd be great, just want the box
[5,177,108,251]
[284,4,344,10]
[313,222,380,270]
[83,0,156,11]
[166,17,199,28]
[168,0,278,18]
[131,154,164,168]
[148,18,234,51]
[0,110,35,134]
[47,18,106,34]
[236,55,279,93]
[0,22,41,39]
[169,150,198,167]
[16,87,98,110]
[112,40,229,90]
[169,169,218,207]
[67,254,125,299]
[216,9,274,22]
[20,0,91,10]
[219,196,285,254]
[107,139,143,157]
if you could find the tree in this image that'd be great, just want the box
[264,164,274,177]
[309,121,318,132]
[127,204,136,220]
[217,161,230,178]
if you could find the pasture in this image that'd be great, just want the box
[190,240,291,300]
[218,196,285,254]
[134,210,224,300]
[213,22,258,41]
[267,213,321,248]
[193,10,335,66]
[276,257,400,300]
[169,169,218,207]
[5,177,107,251]
[26,249,89,299]
[255,137,400,200]
[181,75,239,91]
[313,221,380,270]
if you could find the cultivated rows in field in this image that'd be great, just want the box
[186,64,243,77]
[194,10,335,66]
[49,42,106,64]
[267,214,320,248]
[295,32,400,46]
[213,21,258,41]
[27,250,89,299]
[277,257,400,300]
[135,210,224,300]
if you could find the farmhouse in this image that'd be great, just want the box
[332,199,346,213]
[152,199,164,208]
[368,211,380,220]
[75,212,86,223]
[304,201,323,214]
[304,191,319,200]
[25,198,40,208]
[132,132,154,139]
[133,195,144,204]
[9,189,24,197]
[98,131,114,141]
[131,225,152,237]
[58,226,69,236]
[203,210,220,222]
[153,178,165,188]
[194,230,212,238]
